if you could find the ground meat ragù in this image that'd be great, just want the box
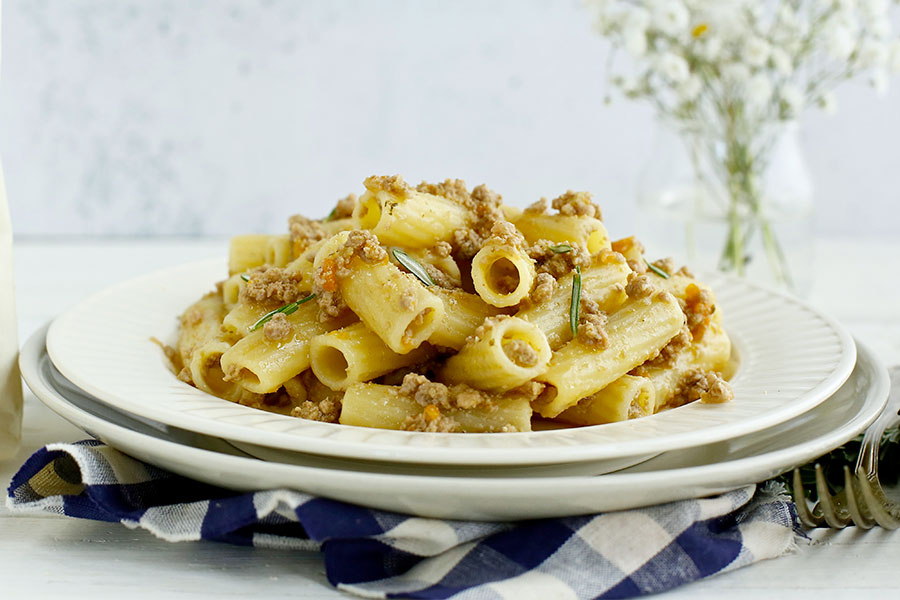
[241,267,305,305]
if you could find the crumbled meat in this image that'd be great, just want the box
[470,184,503,209]
[416,179,471,204]
[331,193,357,220]
[181,307,204,327]
[465,315,509,345]
[625,273,655,300]
[676,265,695,278]
[486,220,526,249]
[433,241,452,258]
[288,214,325,248]
[241,267,304,305]
[551,190,603,219]
[524,198,548,214]
[650,257,676,277]
[683,283,715,340]
[313,230,388,319]
[643,326,692,369]
[402,408,460,433]
[529,272,557,303]
[452,228,486,261]
[364,174,410,196]
[527,240,592,280]
[577,298,609,348]
[292,397,341,423]
[421,262,459,289]
[399,373,493,411]
[669,368,734,408]
[399,288,417,311]
[628,259,647,274]
[263,312,293,341]
[502,338,540,368]
[597,249,627,266]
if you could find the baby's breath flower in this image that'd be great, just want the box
[722,63,751,86]
[656,52,690,83]
[858,38,889,68]
[744,37,772,67]
[770,47,793,77]
[651,1,689,36]
[825,25,856,60]
[677,74,703,102]
[746,72,773,107]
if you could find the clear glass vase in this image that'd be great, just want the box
[636,121,814,296]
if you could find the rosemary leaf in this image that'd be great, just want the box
[249,293,316,332]
[549,244,573,254]
[240,274,251,282]
[324,207,338,222]
[391,247,434,286]
[645,258,670,279]
[570,265,582,336]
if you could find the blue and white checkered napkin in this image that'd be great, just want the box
[7,440,800,599]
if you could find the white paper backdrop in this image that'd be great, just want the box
[1,0,898,238]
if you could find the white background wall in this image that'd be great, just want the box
[1,0,898,238]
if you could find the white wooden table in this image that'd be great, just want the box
[2,238,899,598]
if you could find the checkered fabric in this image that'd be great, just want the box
[7,440,800,599]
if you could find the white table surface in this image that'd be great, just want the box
[2,237,899,598]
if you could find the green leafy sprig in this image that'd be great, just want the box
[391,247,434,286]
[645,258,670,279]
[570,265,582,336]
[249,293,317,332]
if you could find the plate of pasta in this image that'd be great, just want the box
[45,176,856,466]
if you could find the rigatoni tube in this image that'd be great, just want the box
[471,243,535,307]
[441,316,551,392]
[310,322,434,391]
[339,383,532,433]
[534,293,685,418]
[556,375,656,426]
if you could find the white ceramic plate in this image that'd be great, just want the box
[23,326,888,520]
[46,259,856,465]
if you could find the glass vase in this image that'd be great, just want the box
[636,121,814,296]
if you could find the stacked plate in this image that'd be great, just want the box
[20,260,890,521]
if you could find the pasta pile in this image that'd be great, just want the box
[169,175,733,433]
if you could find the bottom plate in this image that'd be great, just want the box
[21,326,889,521]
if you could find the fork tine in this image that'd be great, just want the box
[814,464,851,528]
[843,466,875,529]
[857,473,900,530]
[792,469,823,528]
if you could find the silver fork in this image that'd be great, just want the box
[793,367,900,529]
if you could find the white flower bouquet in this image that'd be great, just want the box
[590,0,900,287]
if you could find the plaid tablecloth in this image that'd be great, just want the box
[7,440,800,599]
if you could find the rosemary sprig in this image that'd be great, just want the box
[240,274,251,282]
[249,293,316,332]
[549,244,573,254]
[324,207,338,222]
[645,258,670,279]
[391,247,434,286]
[570,265,582,336]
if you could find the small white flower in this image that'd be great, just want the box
[656,52,690,83]
[817,92,838,116]
[743,36,771,67]
[698,36,723,61]
[651,1,690,36]
[623,27,648,57]
[746,73,773,107]
[780,83,805,115]
[825,25,856,60]
[861,0,890,20]
[722,63,751,86]
[858,39,889,68]
[870,68,889,96]
[677,75,703,102]
[620,6,650,34]
[770,47,793,77]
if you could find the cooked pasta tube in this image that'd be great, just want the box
[264,234,293,268]
[285,238,324,293]
[514,213,610,255]
[220,300,329,394]
[189,340,249,403]
[471,243,535,307]
[534,293,685,418]
[643,321,732,411]
[555,375,655,426]
[516,260,630,350]
[309,322,434,390]
[176,292,227,366]
[441,316,551,392]
[228,234,272,275]
[221,302,270,339]
[320,217,356,237]
[221,274,246,310]
[339,383,532,432]
[426,288,501,350]
[354,175,468,247]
